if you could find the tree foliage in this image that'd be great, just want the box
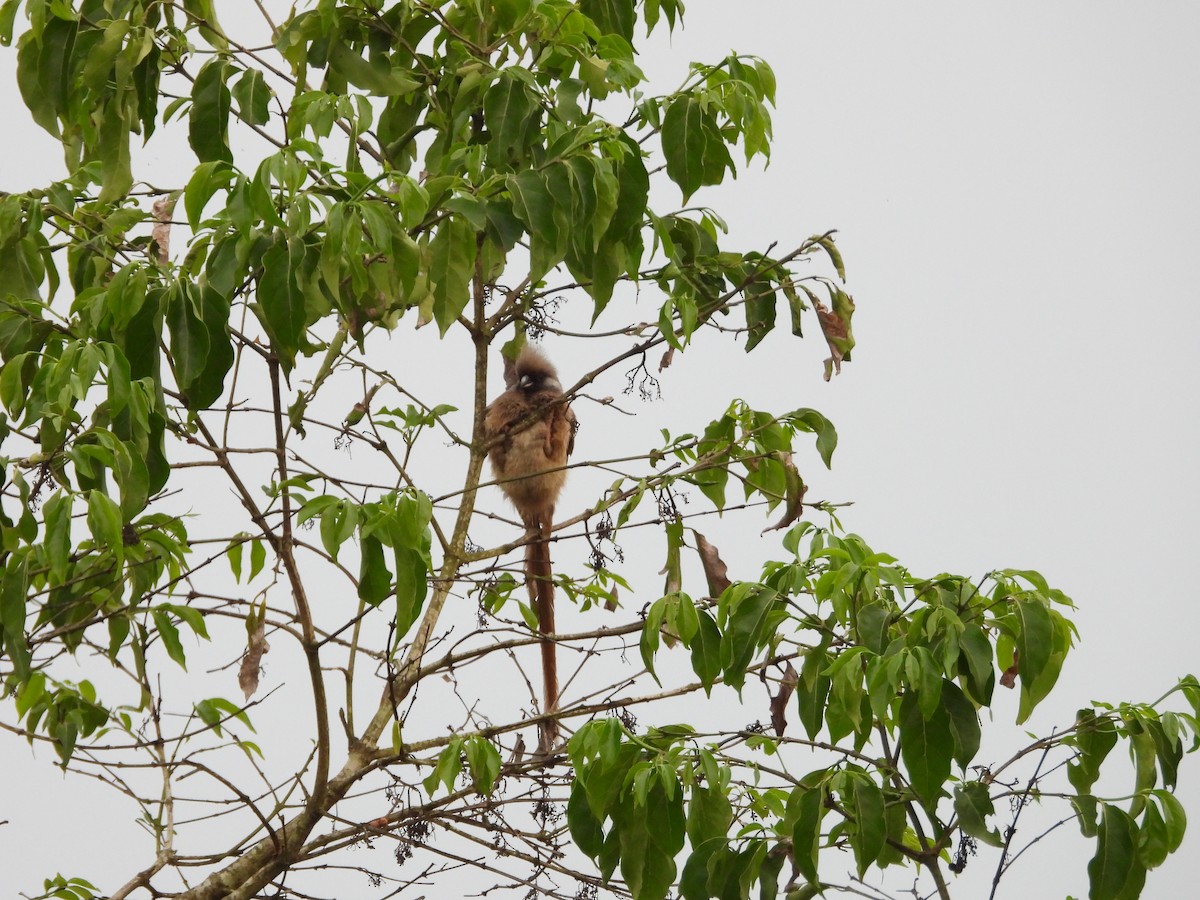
[0,2,1194,899]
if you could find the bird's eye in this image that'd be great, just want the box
[517,375,535,390]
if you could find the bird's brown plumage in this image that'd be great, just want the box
[483,345,576,755]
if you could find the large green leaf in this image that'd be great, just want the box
[189,58,233,163]
[846,774,886,878]
[613,779,685,900]
[719,583,778,692]
[661,96,707,201]
[953,781,1003,848]
[428,216,475,335]
[898,690,952,806]
[164,282,210,403]
[787,781,824,885]
[256,234,308,372]
[942,679,981,769]
[689,610,722,695]
[483,70,539,166]
[1088,804,1147,900]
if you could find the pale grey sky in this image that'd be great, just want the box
[1,2,1198,898]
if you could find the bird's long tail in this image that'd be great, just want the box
[526,519,559,755]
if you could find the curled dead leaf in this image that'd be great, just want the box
[762,452,807,534]
[238,621,270,701]
[770,662,799,737]
[814,289,856,381]
[693,530,731,597]
[604,585,619,612]
[1000,649,1019,689]
[151,195,176,265]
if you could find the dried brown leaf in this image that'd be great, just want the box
[1000,649,1020,689]
[238,622,269,700]
[151,195,176,265]
[770,662,799,737]
[814,291,855,381]
[762,452,807,534]
[604,585,619,612]
[693,530,731,597]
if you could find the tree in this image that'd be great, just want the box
[0,2,1194,899]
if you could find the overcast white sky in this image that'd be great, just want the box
[1,2,1198,898]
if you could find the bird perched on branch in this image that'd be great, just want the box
[484,345,576,755]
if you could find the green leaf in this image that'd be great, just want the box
[569,779,605,858]
[98,100,134,203]
[1137,798,1169,869]
[189,285,234,409]
[227,537,244,582]
[165,282,210,402]
[161,603,210,640]
[86,490,123,558]
[953,781,1003,847]
[662,97,707,201]
[358,534,391,606]
[689,610,722,695]
[1088,804,1147,900]
[1152,790,1187,855]
[152,608,187,669]
[817,235,846,281]
[1073,794,1101,838]
[257,235,307,372]
[679,845,715,900]
[1068,709,1118,794]
[423,739,464,797]
[17,16,77,137]
[189,58,233,163]
[0,556,30,679]
[507,167,566,280]
[797,646,831,741]
[464,736,502,796]
[613,779,685,900]
[319,499,358,562]
[0,0,20,45]
[42,493,72,583]
[328,41,419,97]
[1013,597,1053,687]
[393,544,428,635]
[231,68,271,125]
[743,280,776,352]
[640,596,666,682]
[686,784,732,849]
[942,680,981,769]
[847,775,886,878]
[249,539,266,580]
[898,690,952,806]
[581,0,636,39]
[787,783,823,885]
[428,216,475,335]
[483,71,539,166]
[719,583,778,692]
[787,408,838,469]
[957,624,995,705]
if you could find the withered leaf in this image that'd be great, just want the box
[693,530,731,597]
[604,585,619,612]
[999,649,1020,689]
[814,289,856,381]
[238,621,270,700]
[770,662,799,737]
[151,195,176,265]
[762,452,807,534]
